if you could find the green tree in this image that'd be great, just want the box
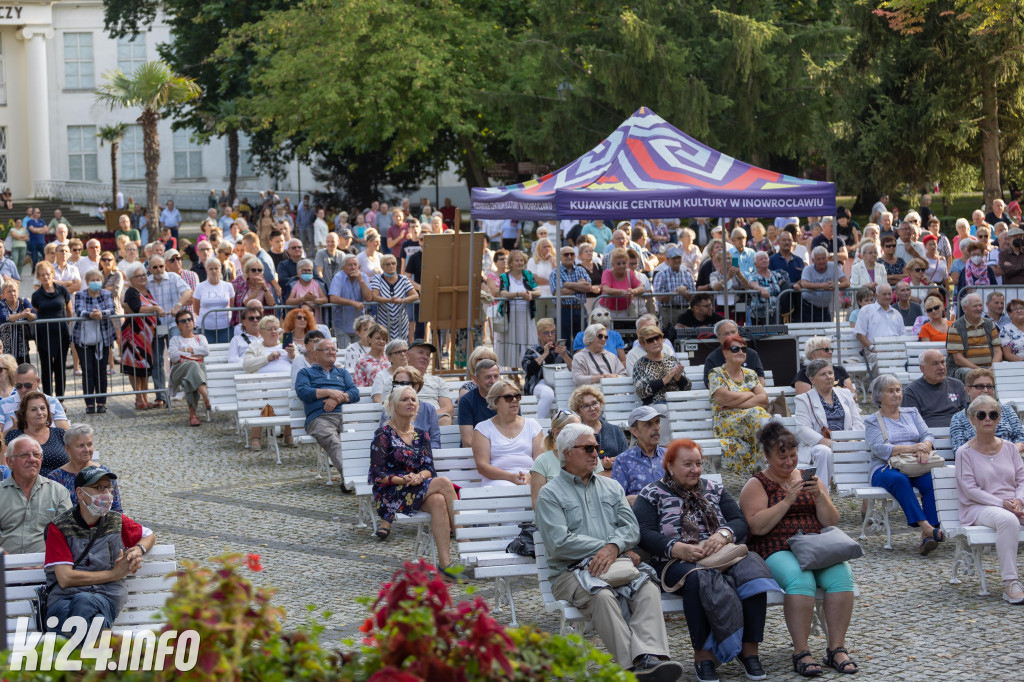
[96,123,128,208]
[95,61,201,228]
[873,0,1024,209]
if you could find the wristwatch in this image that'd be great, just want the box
[717,529,732,542]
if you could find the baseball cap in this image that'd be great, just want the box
[338,228,353,238]
[628,405,666,426]
[75,466,117,489]
[409,338,438,354]
[665,246,682,258]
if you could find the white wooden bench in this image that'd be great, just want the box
[454,486,535,625]
[235,372,294,464]
[4,545,177,648]
[206,362,242,431]
[599,376,641,426]
[205,342,230,364]
[533,479,850,639]
[993,363,1024,417]
[934,466,1024,597]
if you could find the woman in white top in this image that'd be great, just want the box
[849,241,887,291]
[357,229,384,279]
[793,358,864,485]
[242,315,295,450]
[678,227,702,280]
[192,257,236,344]
[117,242,141,277]
[228,302,263,364]
[168,309,210,427]
[472,379,544,486]
[572,323,626,386]
[527,237,557,289]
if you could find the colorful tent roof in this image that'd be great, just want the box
[471,107,835,221]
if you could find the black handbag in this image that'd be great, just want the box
[505,522,538,558]
[33,525,104,632]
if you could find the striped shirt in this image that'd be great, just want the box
[946,318,1001,367]
[653,265,695,307]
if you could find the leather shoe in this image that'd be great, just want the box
[693,659,718,682]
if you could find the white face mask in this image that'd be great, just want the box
[970,255,984,265]
[82,489,114,516]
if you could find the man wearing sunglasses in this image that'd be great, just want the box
[902,349,969,428]
[536,422,684,681]
[0,363,70,433]
[702,320,765,388]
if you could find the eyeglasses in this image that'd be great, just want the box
[911,268,925,272]
[177,317,194,324]
[580,401,601,410]
[969,384,995,391]
[392,380,412,387]
[926,306,942,313]
[71,248,82,252]
[245,315,261,321]
[882,243,896,248]
[975,410,1001,421]
[167,256,181,262]
[14,382,35,390]
[573,444,599,454]
[249,268,264,273]
[499,393,522,403]
[100,258,113,263]
[729,345,747,354]
[151,265,165,270]
[643,335,664,344]
[9,451,42,460]
[816,347,833,353]
[596,334,607,340]
[86,485,115,493]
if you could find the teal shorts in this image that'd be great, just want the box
[765,550,855,597]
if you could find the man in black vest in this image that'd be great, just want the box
[43,467,156,631]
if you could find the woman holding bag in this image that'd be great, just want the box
[794,359,863,485]
[635,439,779,682]
[739,422,857,677]
[864,373,944,555]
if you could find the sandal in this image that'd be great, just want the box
[151,400,166,409]
[920,535,938,556]
[249,438,262,451]
[824,647,858,675]
[135,398,150,411]
[792,651,822,677]
[933,527,945,543]
[374,526,391,541]
[189,412,200,427]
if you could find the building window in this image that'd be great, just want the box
[0,127,7,183]
[225,132,256,178]
[117,35,146,73]
[121,125,145,181]
[68,125,98,180]
[0,35,7,106]
[63,33,95,90]
[173,128,203,178]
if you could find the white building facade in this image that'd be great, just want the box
[0,0,469,210]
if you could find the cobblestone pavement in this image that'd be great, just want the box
[93,397,1017,680]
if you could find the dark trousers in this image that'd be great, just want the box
[801,301,833,323]
[559,305,585,343]
[36,323,70,398]
[29,242,46,268]
[664,561,768,651]
[76,343,110,407]
[501,238,518,251]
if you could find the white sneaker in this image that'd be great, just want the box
[1003,581,1024,604]
[173,391,185,401]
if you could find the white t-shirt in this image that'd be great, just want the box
[357,251,383,279]
[258,343,293,374]
[527,258,554,283]
[118,259,142,277]
[193,280,235,329]
[474,417,542,486]
[74,257,99,279]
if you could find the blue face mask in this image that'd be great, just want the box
[88,281,102,292]
[300,273,313,283]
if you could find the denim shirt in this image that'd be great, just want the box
[295,364,360,428]
[611,445,667,496]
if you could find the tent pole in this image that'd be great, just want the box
[467,220,476,378]
[833,222,841,364]
[555,223,562,341]
[722,225,729,321]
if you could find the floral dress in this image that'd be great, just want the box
[709,366,770,476]
[0,297,33,362]
[354,353,391,387]
[999,323,1024,358]
[368,425,436,523]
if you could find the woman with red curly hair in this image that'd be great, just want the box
[282,306,317,355]
[634,438,778,681]
[709,334,770,475]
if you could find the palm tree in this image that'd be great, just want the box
[95,61,201,231]
[96,123,128,208]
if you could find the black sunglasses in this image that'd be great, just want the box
[975,410,1001,421]
[245,315,261,321]
[729,345,747,354]
[14,382,35,390]
[499,393,522,403]
[817,347,833,353]
[392,380,412,387]
[573,444,599,454]
[926,306,942,313]
[969,384,995,390]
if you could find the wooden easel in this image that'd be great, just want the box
[420,232,484,375]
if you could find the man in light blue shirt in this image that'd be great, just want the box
[329,255,372,346]
[159,200,182,241]
[0,242,20,281]
[0,364,70,432]
[611,406,667,501]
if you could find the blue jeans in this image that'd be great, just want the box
[152,333,169,403]
[871,466,939,527]
[48,591,120,632]
[203,327,232,344]
[29,242,45,268]
[801,301,832,323]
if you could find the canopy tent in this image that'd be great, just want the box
[471,106,836,221]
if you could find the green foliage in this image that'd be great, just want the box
[94,61,201,116]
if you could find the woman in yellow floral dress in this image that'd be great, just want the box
[709,333,771,474]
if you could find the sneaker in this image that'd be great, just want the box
[1003,580,1024,604]
[693,659,719,682]
[739,655,767,681]
[633,657,685,682]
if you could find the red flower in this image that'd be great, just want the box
[246,553,263,572]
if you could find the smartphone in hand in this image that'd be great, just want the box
[801,467,817,482]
